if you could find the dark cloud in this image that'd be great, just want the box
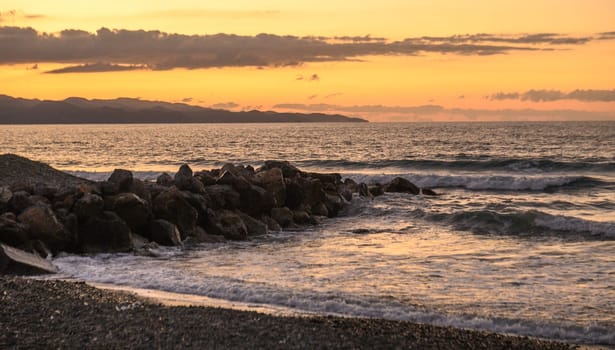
[0,10,45,22]
[411,33,592,45]
[489,89,615,102]
[181,97,193,103]
[274,103,615,121]
[46,62,147,74]
[0,26,553,70]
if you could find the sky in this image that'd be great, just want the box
[1,1,614,121]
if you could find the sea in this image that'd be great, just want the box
[1,121,614,346]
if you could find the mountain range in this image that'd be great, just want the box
[0,95,367,124]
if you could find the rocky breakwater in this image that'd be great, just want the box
[0,154,435,274]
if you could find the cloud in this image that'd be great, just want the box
[210,102,240,109]
[46,62,147,74]
[296,73,319,81]
[488,89,615,102]
[0,26,566,70]
[0,10,45,22]
[273,102,615,121]
[411,33,593,45]
[181,97,193,103]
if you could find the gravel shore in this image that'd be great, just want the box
[0,277,576,350]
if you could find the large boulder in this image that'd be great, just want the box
[258,161,302,178]
[180,192,209,226]
[9,191,34,214]
[109,193,151,231]
[206,210,247,240]
[384,177,420,195]
[205,185,241,210]
[174,164,205,193]
[254,168,286,207]
[108,169,134,192]
[147,219,182,246]
[238,213,268,236]
[0,186,11,213]
[18,205,69,251]
[323,193,344,218]
[0,213,29,246]
[73,193,104,219]
[152,188,198,239]
[239,185,275,216]
[271,207,294,228]
[78,211,132,253]
[32,183,57,200]
[156,173,174,187]
[286,177,325,210]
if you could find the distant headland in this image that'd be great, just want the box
[0,95,367,124]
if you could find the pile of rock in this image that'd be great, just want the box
[0,156,434,274]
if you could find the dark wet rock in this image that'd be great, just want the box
[109,193,151,231]
[259,160,302,178]
[358,183,372,198]
[293,210,315,225]
[271,207,294,228]
[108,169,133,192]
[99,181,120,196]
[261,215,282,232]
[206,210,247,240]
[73,193,104,219]
[217,170,238,186]
[194,171,217,186]
[156,173,174,187]
[180,192,209,226]
[311,202,329,217]
[323,193,344,218]
[254,168,286,207]
[79,211,132,254]
[144,182,167,200]
[174,164,205,193]
[286,177,326,210]
[0,186,12,213]
[238,213,268,236]
[0,243,57,275]
[152,188,198,239]
[344,178,359,191]
[128,179,152,204]
[0,214,29,246]
[9,191,34,214]
[384,177,420,195]
[29,239,52,259]
[205,185,240,210]
[147,219,182,246]
[422,188,438,196]
[32,183,57,200]
[188,226,226,244]
[18,205,69,251]
[368,184,385,196]
[307,172,342,185]
[340,187,353,202]
[239,185,275,216]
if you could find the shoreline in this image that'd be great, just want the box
[1,276,577,350]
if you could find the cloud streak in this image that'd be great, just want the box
[488,89,615,102]
[3,26,603,71]
[46,62,147,74]
[273,103,615,121]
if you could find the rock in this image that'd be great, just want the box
[271,207,294,228]
[188,226,226,244]
[0,186,12,213]
[147,219,182,246]
[311,202,329,217]
[32,183,57,199]
[110,193,151,231]
[239,185,275,216]
[306,172,342,185]
[384,177,420,195]
[340,187,353,202]
[323,193,344,218]
[152,188,198,239]
[293,210,315,225]
[108,169,133,192]
[286,177,326,210]
[78,211,132,253]
[73,193,104,219]
[368,184,385,196]
[9,191,34,213]
[130,233,160,256]
[238,213,268,236]
[99,181,120,196]
[217,170,238,186]
[343,178,358,192]
[422,188,438,196]
[181,192,209,225]
[261,215,282,232]
[206,210,247,240]
[258,161,302,178]
[205,185,241,210]
[18,205,69,251]
[358,183,372,198]
[156,173,174,187]
[128,179,152,204]
[0,214,29,246]
[0,243,57,275]
[194,171,217,186]
[220,163,239,176]
[254,168,286,207]
[174,164,205,193]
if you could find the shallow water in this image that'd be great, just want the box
[2,121,614,345]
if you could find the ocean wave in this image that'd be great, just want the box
[418,209,615,239]
[347,173,607,191]
[52,254,615,345]
[298,158,615,173]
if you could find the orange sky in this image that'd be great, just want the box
[1,1,614,121]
